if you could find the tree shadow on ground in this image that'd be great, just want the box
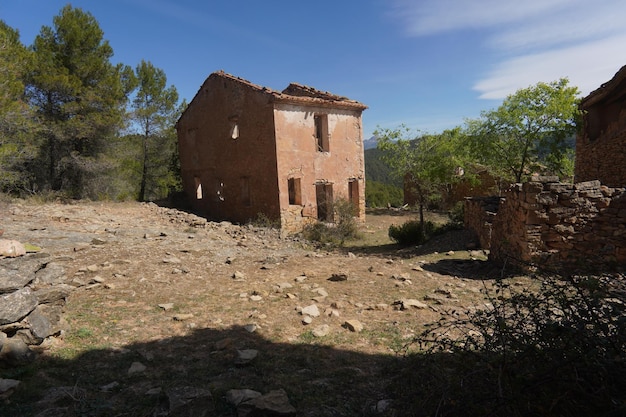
[5,325,405,416]
[5,317,625,417]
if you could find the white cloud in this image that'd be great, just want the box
[473,34,626,99]
[391,0,573,36]
[392,0,626,100]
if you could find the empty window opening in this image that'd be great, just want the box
[229,115,239,140]
[315,183,334,222]
[194,177,203,200]
[348,179,359,215]
[288,178,302,205]
[314,114,329,152]
[231,124,239,139]
[241,177,251,206]
[216,180,225,202]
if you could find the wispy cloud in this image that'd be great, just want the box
[391,0,626,98]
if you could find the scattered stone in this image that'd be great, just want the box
[344,319,364,332]
[214,338,234,350]
[393,299,428,310]
[0,378,20,395]
[301,304,320,317]
[226,388,262,406]
[145,387,162,396]
[374,399,392,413]
[0,240,26,257]
[313,288,328,297]
[158,303,174,311]
[249,295,263,301]
[100,381,120,392]
[244,324,257,333]
[294,275,307,283]
[302,315,313,325]
[423,294,445,305]
[166,386,213,415]
[235,349,258,365]
[162,256,181,264]
[275,282,293,291]
[91,238,107,245]
[412,265,424,272]
[128,361,146,375]
[232,271,246,281]
[237,389,296,417]
[328,273,348,282]
[312,324,330,337]
[173,313,194,321]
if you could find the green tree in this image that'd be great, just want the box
[25,5,133,197]
[466,78,580,183]
[130,60,181,201]
[0,21,37,193]
[376,125,469,235]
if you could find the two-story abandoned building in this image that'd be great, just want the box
[176,71,367,233]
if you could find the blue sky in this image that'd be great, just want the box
[3,0,626,138]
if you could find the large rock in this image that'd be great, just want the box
[0,337,36,366]
[0,287,38,325]
[0,239,26,257]
[34,262,67,285]
[166,386,213,416]
[237,389,296,417]
[0,258,43,292]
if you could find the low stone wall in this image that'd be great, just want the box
[477,177,626,272]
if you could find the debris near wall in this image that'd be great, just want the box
[474,176,626,272]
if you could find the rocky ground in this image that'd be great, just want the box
[0,200,531,416]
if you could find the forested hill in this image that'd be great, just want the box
[364,148,400,187]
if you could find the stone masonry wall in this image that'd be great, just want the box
[575,115,626,188]
[486,177,626,272]
[464,196,501,249]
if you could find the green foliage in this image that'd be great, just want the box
[364,147,402,187]
[365,180,403,208]
[0,21,38,193]
[388,219,436,246]
[447,201,465,227]
[130,60,181,201]
[375,125,471,231]
[302,198,360,246]
[466,78,580,183]
[394,272,626,416]
[24,5,133,198]
[248,212,280,228]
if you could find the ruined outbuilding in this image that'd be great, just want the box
[176,71,367,233]
[576,65,626,187]
[464,65,626,272]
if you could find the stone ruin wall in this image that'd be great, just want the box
[466,178,626,272]
[464,196,501,250]
[575,113,626,188]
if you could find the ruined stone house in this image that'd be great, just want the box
[576,64,626,187]
[176,71,367,233]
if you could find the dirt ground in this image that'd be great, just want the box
[1,201,531,416]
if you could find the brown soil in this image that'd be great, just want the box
[1,201,531,416]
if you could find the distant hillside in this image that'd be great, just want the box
[363,136,378,150]
[364,147,401,187]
